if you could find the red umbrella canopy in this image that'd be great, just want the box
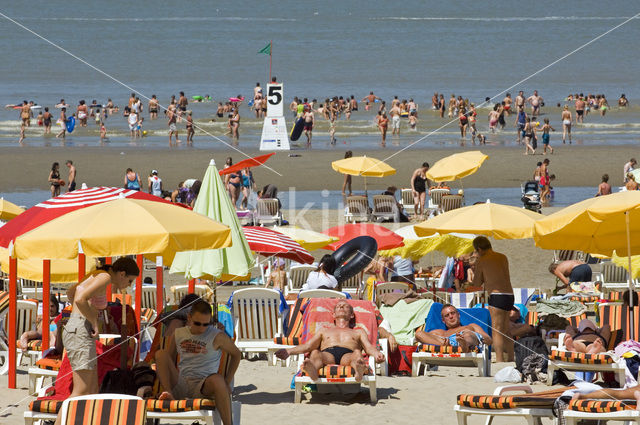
[243,226,314,264]
[324,223,404,251]
[0,186,174,248]
[219,153,275,176]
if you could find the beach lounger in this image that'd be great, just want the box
[371,194,398,222]
[564,398,640,424]
[269,298,308,367]
[513,287,539,306]
[339,273,363,296]
[344,196,371,223]
[454,385,567,425]
[232,288,283,362]
[375,282,410,304]
[440,194,463,213]
[4,299,39,371]
[553,249,584,263]
[255,198,282,226]
[298,289,347,299]
[427,188,450,211]
[450,291,481,309]
[19,279,42,300]
[599,262,638,289]
[400,188,414,216]
[292,298,381,403]
[412,303,492,377]
[287,264,316,294]
[170,283,213,304]
[58,394,147,425]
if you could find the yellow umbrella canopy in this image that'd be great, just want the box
[273,226,338,251]
[534,191,640,257]
[379,225,474,260]
[0,199,25,221]
[415,201,542,240]
[13,198,232,260]
[331,155,396,177]
[0,247,96,283]
[426,151,489,182]
[612,252,640,279]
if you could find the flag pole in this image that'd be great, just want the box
[269,40,272,82]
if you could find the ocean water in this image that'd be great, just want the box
[0,1,638,150]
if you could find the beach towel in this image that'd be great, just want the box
[378,289,422,307]
[425,303,492,336]
[300,298,380,346]
[379,299,433,345]
[536,299,587,318]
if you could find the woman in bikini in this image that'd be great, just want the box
[488,104,500,133]
[48,162,62,197]
[561,105,572,144]
[523,117,536,155]
[458,108,468,139]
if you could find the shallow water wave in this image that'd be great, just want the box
[371,16,634,22]
[16,16,297,22]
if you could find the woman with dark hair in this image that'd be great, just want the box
[302,254,338,290]
[260,184,282,208]
[48,162,62,197]
[189,180,202,208]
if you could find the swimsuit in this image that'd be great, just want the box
[447,331,483,347]
[569,263,592,283]
[228,173,241,188]
[414,175,427,194]
[322,346,353,364]
[542,133,550,145]
[488,293,514,311]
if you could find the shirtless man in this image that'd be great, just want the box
[148,95,159,120]
[414,304,492,353]
[178,91,188,112]
[472,236,514,362]
[167,102,180,147]
[596,174,612,196]
[515,90,525,112]
[575,95,586,124]
[275,301,385,382]
[303,107,314,148]
[66,160,77,192]
[349,95,358,112]
[389,103,401,135]
[527,90,543,117]
[502,93,513,115]
[362,91,381,104]
[431,93,439,110]
[548,260,592,289]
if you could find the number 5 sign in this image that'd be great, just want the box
[266,83,284,117]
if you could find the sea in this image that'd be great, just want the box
[0,1,639,150]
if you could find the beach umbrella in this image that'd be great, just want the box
[273,225,338,251]
[534,191,640,338]
[415,201,542,239]
[0,247,96,283]
[612,252,640,279]
[170,159,255,281]
[0,199,24,221]
[243,226,314,264]
[379,225,474,260]
[0,186,174,249]
[218,152,275,176]
[426,151,489,186]
[12,198,232,261]
[331,155,396,194]
[323,223,404,251]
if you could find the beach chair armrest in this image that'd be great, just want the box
[37,384,55,397]
[557,332,567,349]
[492,384,534,395]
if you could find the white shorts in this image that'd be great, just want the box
[169,123,177,132]
[392,115,400,129]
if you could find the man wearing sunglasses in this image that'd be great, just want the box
[156,300,240,425]
[414,304,492,352]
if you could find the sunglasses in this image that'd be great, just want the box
[192,321,211,327]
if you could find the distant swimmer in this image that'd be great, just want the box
[618,94,629,107]
[361,91,381,111]
[55,99,71,109]
[502,93,513,115]
[515,90,525,113]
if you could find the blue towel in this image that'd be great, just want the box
[425,302,492,337]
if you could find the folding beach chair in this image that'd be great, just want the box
[427,188,450,211]
[440,194,463,213]
[454,385,568,425]
[269,297,309,367]
[292,298,381,403]
[171,283,212,304]
[412,303,492,377]
[298,289,347,299]
[371,194,398,222]
[564,398,640,424]
[287,264,316,294]
[344,196,371,223]
[232,288,283,362]
[255,198,282,226]
[599,262,635,290]
[400,188,414,216]
[450,291,480,309]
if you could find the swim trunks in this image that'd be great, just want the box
[542,133,550,145]
[488,293,514,311]
[304,122,313,131]
[569,263,592,283]
[447,331,483,347]
[169,123,177,132]
[576,110,584,116]
[392,115,400,129]
[322,346,353,364]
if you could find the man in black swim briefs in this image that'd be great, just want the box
[472,236,514,363]
[548,260,593,289]
[275,300,385,382]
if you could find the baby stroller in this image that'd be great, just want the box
[521,181,542,213]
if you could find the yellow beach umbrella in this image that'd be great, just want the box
[612,252,640,280]
[0,247,96,283]
[0,199,24,221]
[12,198,232,261]
[273,226,338,251]
[415,201,542,239]
[331,155,396,194]
[379,225,474,260]
[426,151,489,183]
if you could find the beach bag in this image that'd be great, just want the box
[515,335,548,373]
[387,345,414,375]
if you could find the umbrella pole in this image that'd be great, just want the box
[156,256,164,315]
[214,280,219,325]
[8,256,17,388]
[135,255,143,330]
[105,257,112,300]
[42,260,51,350]
[626,212,635,340]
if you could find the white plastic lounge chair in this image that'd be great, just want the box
[255,198,282,226]
[375,282,410,303]
[344,196,370,223]
[599,262,636,290]
[287,265,316,294]
[232,288,282,362]
[450,292,480,309]
[428,188,450,211]
[371,195,398,222]
[400,188,415,216]
[513,287,538,306]
[298,289,346,299]
[563,398,640,425]
[19,279,42,300]
[4,299,39,371]
[171,284,212,304]
[339,274,363,295]
[440,194,463,213]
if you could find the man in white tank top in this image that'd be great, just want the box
[156,300,241,425]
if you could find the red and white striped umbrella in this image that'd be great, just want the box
[243,226,314,264]
[0,186,174,248]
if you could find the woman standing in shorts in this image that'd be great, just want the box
[60,257,139,419]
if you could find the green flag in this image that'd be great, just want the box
[257,42,271,55]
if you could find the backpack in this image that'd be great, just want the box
[515,335,548,373]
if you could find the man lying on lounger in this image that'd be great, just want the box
[414,304,492,352]
[274,300,385,382]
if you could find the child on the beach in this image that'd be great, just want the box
[541,118,555,155]
[99,121,107,143]
[409,113,418,130]
[136,117,144,139]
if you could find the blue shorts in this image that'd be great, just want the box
[542,133,550,145]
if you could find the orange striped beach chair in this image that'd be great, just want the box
[269,297,309,366]
[454,385,570,425]
[564,398,640,424]
[57,394,146,425]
